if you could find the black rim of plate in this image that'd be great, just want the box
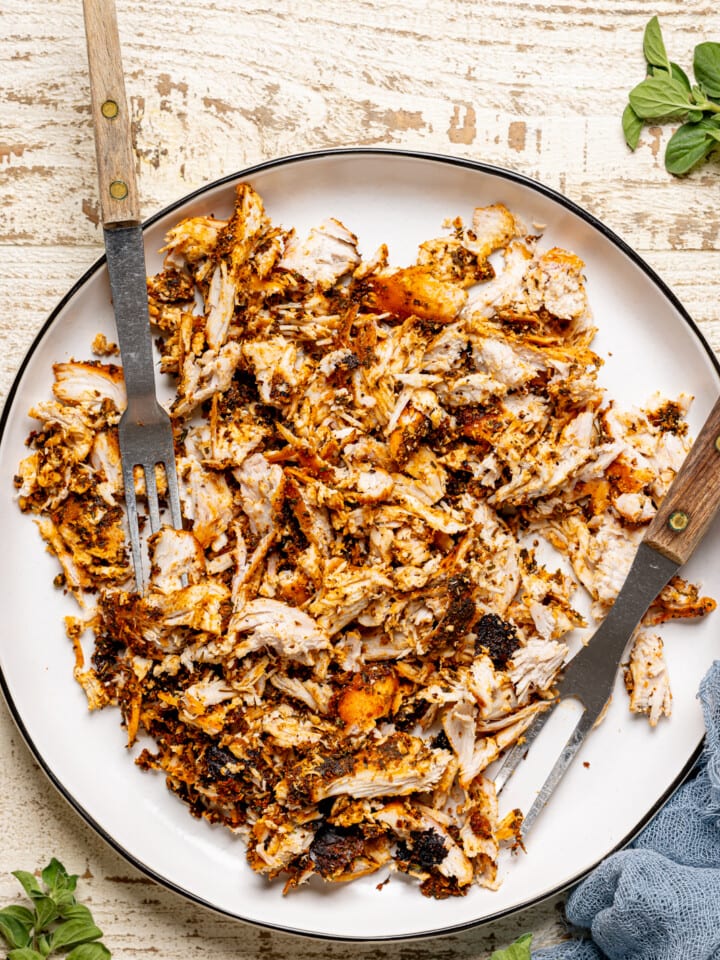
[0,147,717,942]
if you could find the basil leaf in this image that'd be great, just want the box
[665,121,717,174]
[489,932,533,960]
[629,75,694,119]
[33,895,58,931]
[694,41,720,98]
[643,16,671,72]
[11,872,43,901]
[49,918,103,951]
[0,906,33,949]
[65,944,112,960]
[7,949,45,960]
[670,61,692,93]
[622,103,644,149]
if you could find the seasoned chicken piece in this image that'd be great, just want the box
[421,321,470,373]
[280,219,361,289]
[335,665,400,731]
[52,494,130,585]
[233,453,284,536]
[161,214,227,270]
[52,361,127,414]
[208,403,268,469]
[149,527,205,592]
[178,459,234,549]
[91,332,119,356]
[462,239,535,320]
[89,430,122,504]
[471,335,545,389]
[230,598,331,664]
[523,247,590,327]
[375,800,474,887]
[492,410,601,506]
[546,513,641,607]
[308,560,394,634]
[624,632,672,726]
[509,638,567,703]
[261,704,330,748]
[204,261,236,350]
[35,516,93,595]
[416,235,494,287]
[280,732,452,805]
[369,266,467,323]
[442,697,497,786]
[249,817,317,876]
[270,674,334,714]
[644,577,716,625]
[457,777,502,887]
[465,202,526,259]
[174,341,243,417]
[29,400,95,461]
[242,336,309,406]
[143,582,230,635]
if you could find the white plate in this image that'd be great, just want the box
[1,149,719,941]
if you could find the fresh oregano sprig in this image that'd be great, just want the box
[623,16,720,175]
[0,859,110,960]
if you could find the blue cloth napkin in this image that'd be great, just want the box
[533,660,720,960]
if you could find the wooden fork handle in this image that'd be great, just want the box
[644,393,720,566]
[82,0,140,227]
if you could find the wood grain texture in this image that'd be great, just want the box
[1,0,719,956]
[82,0,141,224]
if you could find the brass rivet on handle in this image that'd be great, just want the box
[715,434,720,454]
[109,180,128,201]
[668,510,690,532]
[101,99,119,119]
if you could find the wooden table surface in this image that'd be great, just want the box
[1,1,719,955]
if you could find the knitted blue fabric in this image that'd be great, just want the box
[533,660,720,960]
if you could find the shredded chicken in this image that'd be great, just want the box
[14,185,715,900]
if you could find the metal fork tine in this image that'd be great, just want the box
[519,707,597,836]
[164,463,182,530]
[144,462,161,534]
[121,459,144,592]
[493,703,557,792]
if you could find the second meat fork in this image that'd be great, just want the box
[83,0,183,591]
[495,393,720,835]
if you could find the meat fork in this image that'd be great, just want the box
[494,394,720,835]
[83,0,183,591]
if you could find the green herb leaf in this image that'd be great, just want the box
[665,120,718,174]
[694,41,720,98]
[670,61,692,93]
[629,75,695,119]
[36,933,52,958]
[33,895,59,931]
[60,904,95,923]
[65,944,112,960]
[0,906,34,949]
[622,102,644,149]
[643,16,671,72]
[489,932,533,960]
[49,918,103,952]
[7,949,45,960]
[12,872,43,901]
[43,860,78,909]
